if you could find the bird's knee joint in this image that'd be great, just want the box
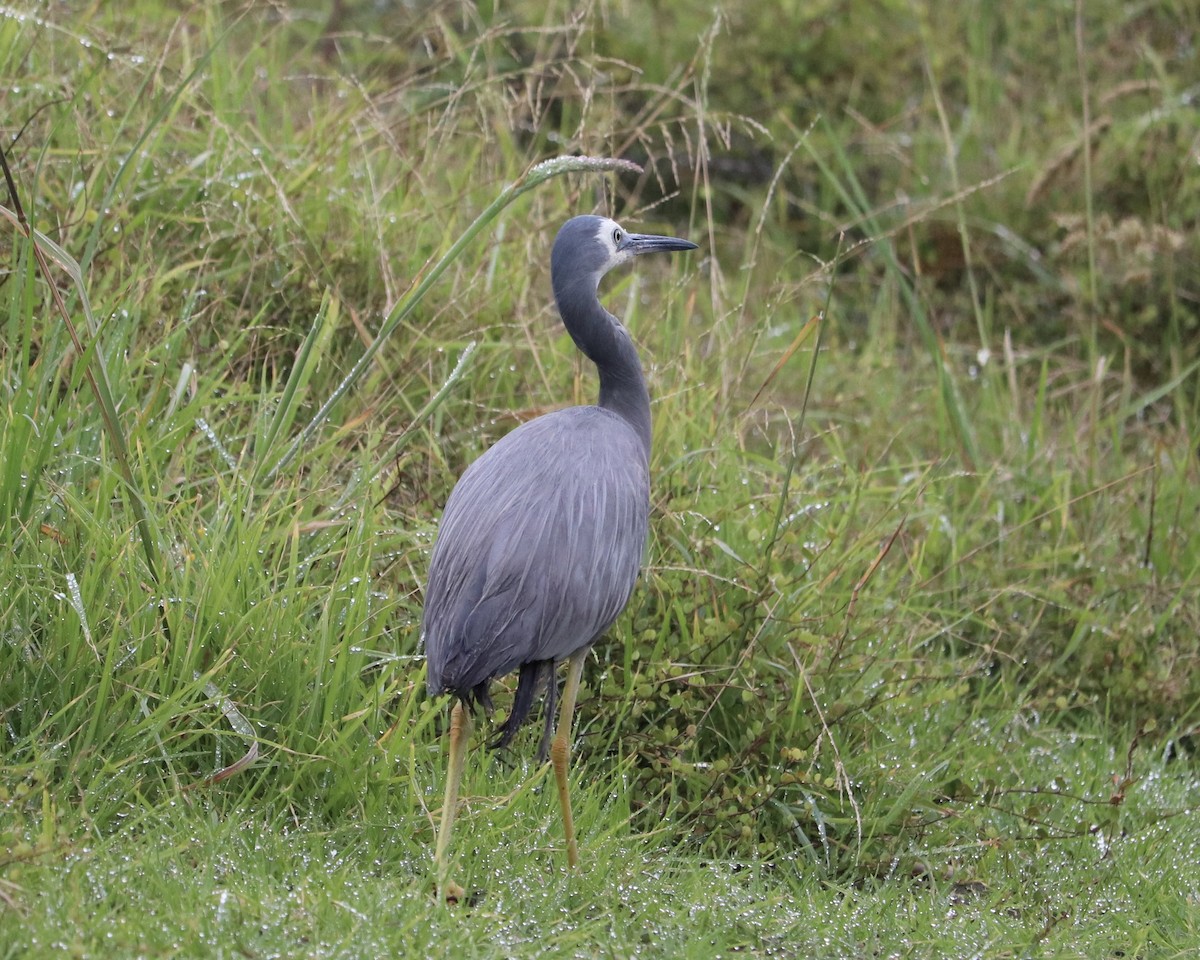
[550,736,570,767]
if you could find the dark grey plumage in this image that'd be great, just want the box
[425,406,647,751]
[423,215,696,753]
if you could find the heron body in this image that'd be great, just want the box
[423,214,696,900]
[424,407,648,733]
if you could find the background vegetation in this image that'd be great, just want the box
[2,0,1197,955]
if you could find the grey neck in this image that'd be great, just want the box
[553,275,652,459]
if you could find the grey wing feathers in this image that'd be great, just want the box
[423,407,649,695]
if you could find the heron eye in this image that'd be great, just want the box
[612,228,622,246]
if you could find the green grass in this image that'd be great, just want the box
[2,1,1199,956]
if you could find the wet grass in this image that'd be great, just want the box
[2,1,1199,957]
[7,727,1198,957]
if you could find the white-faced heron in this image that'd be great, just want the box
[423,214,697,901]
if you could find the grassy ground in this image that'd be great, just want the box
[2,1,1198,956]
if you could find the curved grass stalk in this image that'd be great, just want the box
[267,155,642,480]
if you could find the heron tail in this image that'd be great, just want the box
[489,659,554,751]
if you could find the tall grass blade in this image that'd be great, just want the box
[0,157,164,584]
[802,124,980,465]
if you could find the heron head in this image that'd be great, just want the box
[552,215,697,290]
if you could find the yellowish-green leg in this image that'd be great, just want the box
[550,649,588,869]
[434,700,472,903]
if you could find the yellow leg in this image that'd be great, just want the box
[434,701,472,902]
[550,649,588,869]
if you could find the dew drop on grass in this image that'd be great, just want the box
[65,572,94,652]
[195,417,238,471]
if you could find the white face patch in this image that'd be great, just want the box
[595,217,634,271]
